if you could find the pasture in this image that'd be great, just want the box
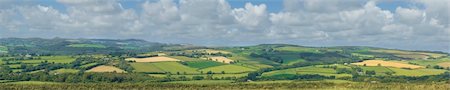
[199,65,255,73]
[168,56,199,61]
[185,60,224,69]
[86,65,126,73]
[388,68,447,76]
[0,45,7,53]
[208,56,234,63]
[131,62,198,74]
[262,66,352,78]
[20,56,75,64]
[50,69,79,74]
[369,49,447,59]
[125,56,180,62]
[352,60,423,69]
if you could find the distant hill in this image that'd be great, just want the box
[0,38,170,55]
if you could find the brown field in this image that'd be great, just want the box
[352,60,424,69]
[438,62,450,68]
[208,56,234,63]
[125,56,180,62]
[86,65,126,73]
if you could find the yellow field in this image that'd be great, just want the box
[86,65,126,73]
[438,62,450,68]
[208,56,234,63]
[125,56,180,62]
[352,60,424,69]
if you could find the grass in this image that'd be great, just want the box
[199,65,256,73]
[165,80,234,84]
[20,56,75,64]
[67,44,106,48]
[131,62,199,74]
[50,69,79,74]
[168,56,200,61]
[388,68,447,76]
[0,46,7,53]
[168,73,248,78]
[262,66,352,78]
[6,81,59,84]
[185,60,224,69]
[273,46,318,53]
[80,63,98,68]
[360,66,394,75]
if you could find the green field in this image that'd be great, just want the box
[0,46,7,53]
[80,63,99,68]
[50,69,79,74]
[165,80,234,84]
[199,65,255,74]
[19,56,75,64]
[262,66,352,78]
[67,44,106,48]
[168,56,200,61]
[185,60,224,69]
[5,81,59,84]
[273,46,319,53]
[388,68,447,76]
[131,62,199,74]
[360,66,394,76]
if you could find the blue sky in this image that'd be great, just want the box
[0,0,448,52]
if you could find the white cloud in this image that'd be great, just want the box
[0,0,448,52]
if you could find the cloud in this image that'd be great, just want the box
[0,0,448,52]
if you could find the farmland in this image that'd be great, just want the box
[352,60,424,69]
[125,56,180,62]
[0,38,449,89]
[86,65,126,73]
[0,45,7,53]
[199,65,255,73]
[131,62,198,74]
[184,60,224,69]
[207,56,234,63]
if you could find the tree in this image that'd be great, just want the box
[221,71,225,74]
[365,70,376,76]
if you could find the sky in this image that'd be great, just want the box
[0,0,448,52]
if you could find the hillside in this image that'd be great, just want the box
[0,38,449,89]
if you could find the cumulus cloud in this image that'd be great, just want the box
[0,0,448,52]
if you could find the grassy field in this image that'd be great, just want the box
[5,81,59,84]
[273,46,319,53]
[125,56,180,62]
[131,62,199,74]
[0,45,7,53]
[185,60,224,69]
[67,44,106,48]
[262,66,352,78]
[20,56,75,64]
[360,66,394,75]
[168,56,200,61]
[438,62,450,68]
[388,68,447,76]
[165,80,234,84]
[352,60,423,69]
[166,73,248,78]
[86,65,126,73]
[80,63,98,68]
[50,69,80,74]
[403,58,450,67]
[199,65,256,74]
[208,56,234,63]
